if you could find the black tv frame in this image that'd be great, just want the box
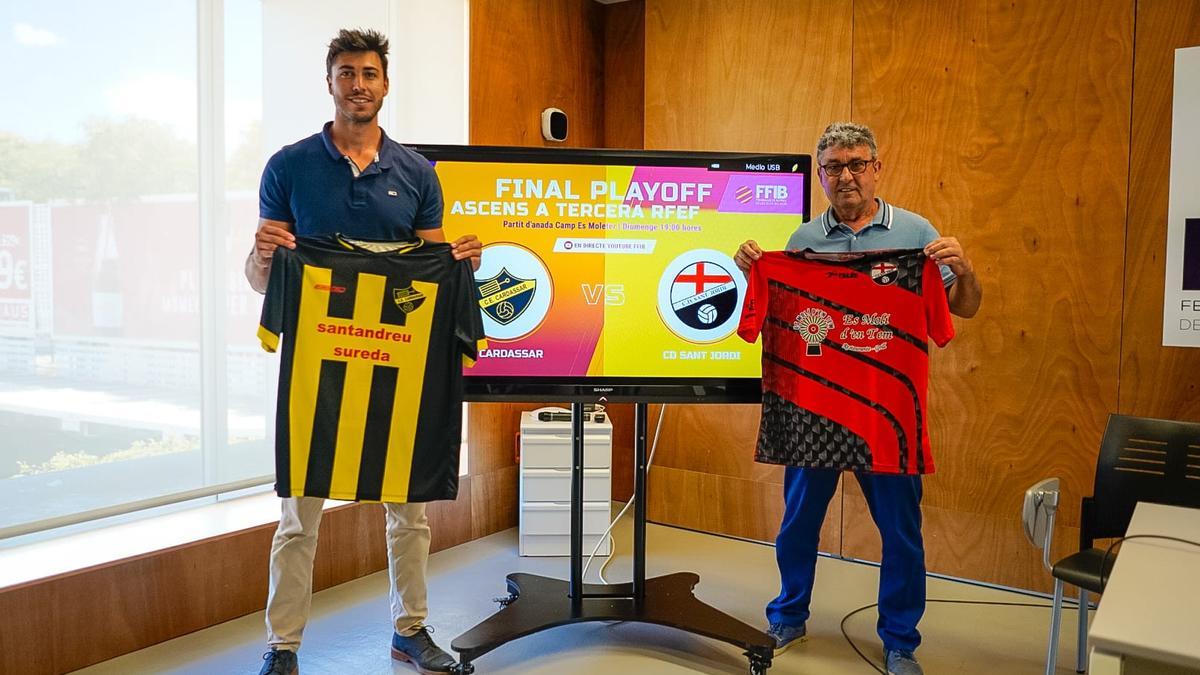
[410,144,812,404]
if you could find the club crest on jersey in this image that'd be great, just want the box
[792,308,835,356]
[871,261,899,285]
[476,267,536,326]
[392,286,427,313]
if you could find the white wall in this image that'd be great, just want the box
[387,0,469,145]
[261,0,468,155]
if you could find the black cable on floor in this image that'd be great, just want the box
[835,534,1200,672]
[838,598,1091,674]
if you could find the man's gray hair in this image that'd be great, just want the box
[816,122,878,159]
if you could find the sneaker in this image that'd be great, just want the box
[391,625,457,674]
[766,622,807,653]
[884,648,923,675]
[258,649,298,675]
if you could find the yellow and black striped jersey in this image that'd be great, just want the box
[258,235,485,502]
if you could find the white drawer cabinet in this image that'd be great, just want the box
[518,410,612,556]
[522,469,610,502]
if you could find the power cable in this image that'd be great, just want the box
[582,403,668,584]
[838,534,1200,675]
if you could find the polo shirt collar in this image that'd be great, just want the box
[375,128,396,170]
[319,122,342,161]
[318,121,394,169]
[821,198,892,236]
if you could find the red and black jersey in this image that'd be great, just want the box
[738,249,954,474]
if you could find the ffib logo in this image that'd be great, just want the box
[756,185,788,200]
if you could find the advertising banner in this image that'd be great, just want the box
[0,203,34,335]
[50,196,261,344]
[1163,46,1200,346]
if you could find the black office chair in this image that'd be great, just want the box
[1022,414,1200,674]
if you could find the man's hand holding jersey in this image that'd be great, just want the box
[449,234,483,271]
[735,240,764,274]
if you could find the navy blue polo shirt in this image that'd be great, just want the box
[259,122,442,240]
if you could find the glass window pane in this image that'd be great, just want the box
[221,0,272,487]
[0,1,201,532]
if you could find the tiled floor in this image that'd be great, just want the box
[73,520,1084,674]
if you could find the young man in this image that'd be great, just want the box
[734,122,981,675]
[247,29,481,675]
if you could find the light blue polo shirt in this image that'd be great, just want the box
[786,198,956,287]
[259,122,442,240]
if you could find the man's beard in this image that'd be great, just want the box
[339,101,381,124]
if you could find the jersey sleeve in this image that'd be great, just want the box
[257,248,291,352]
[413,164,444,231]
[453,259,487,365]
[923,256,955,347]
[259,149,294,223]
[737,254,769,343]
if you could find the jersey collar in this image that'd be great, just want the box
[336,234,425,254]
[319,121,397,171]
[821,198,892,237]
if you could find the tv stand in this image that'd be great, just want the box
[449,402,774,674]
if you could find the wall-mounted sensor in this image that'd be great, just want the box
[541,108,567,142]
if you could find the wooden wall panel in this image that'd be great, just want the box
[635,0,1199,593]
[1119,1,1200,421]
[0,527,273,675]
[650,404,773,482]
[644,0,852,155]
[470,0,604,147]
[607,402,637,503]
[432,477,477,551]
[467,0,614,502]
[840,481,1080,595]
[647,465,844,547]
[0,499,474,675]
[844,0,1134,584]
[471,465,519,539]
[467,402,522,476]
[641,0,853,556]
[660,463,840,550]
[603,0,646,150]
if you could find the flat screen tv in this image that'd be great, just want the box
[412,145,811,403]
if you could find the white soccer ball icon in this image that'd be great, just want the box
[697,303,718,325]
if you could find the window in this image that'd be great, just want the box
[0,0,470,544]
[0,0,270,539]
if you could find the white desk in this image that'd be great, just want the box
[1088,502,1200,674]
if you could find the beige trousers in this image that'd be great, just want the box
[265,496,431,650]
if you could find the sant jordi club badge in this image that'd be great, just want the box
[477,267,537,325]
[656,249,747,343]
[870,261,899,285]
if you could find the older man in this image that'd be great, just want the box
[735,122,981,675]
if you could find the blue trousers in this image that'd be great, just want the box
[766,467,925,653]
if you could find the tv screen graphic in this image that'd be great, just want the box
[413,146,811,402]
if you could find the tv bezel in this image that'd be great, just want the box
[410,144,812,404]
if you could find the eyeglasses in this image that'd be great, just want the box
[819,159,875,176]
